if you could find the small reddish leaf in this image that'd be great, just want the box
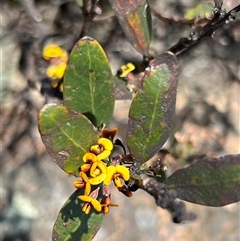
[109,0,152,55]
[165,154,240,206]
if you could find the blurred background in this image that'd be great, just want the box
[1,0,239,240]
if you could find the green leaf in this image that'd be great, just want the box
[127,52,179,164]
[109,0,152,56]
[63,37,114,127]
[184,4,212,20]
[165,154,240,206]
[52,189,103,241]
[38,104,100,176]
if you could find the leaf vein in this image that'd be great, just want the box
[60,126,87,153]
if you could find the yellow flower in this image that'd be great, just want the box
[82,152,107,185]
[42,44,68,62]
[81,163,91,173]
[119,63,135,78]
[42,44,68,80]
[79,196,102,214]
[104,165,130,187]
[78,188,102,214]
[83,152,98,163]
[46,62,67,79]
[88,160,107,185]
[81,152,98,173]
[90,138,113,161]
[73,172,91,196]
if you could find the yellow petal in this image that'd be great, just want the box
[120,65,127,72]
[90,162,99,177]
[82,203,91,214]
[46,65,58,79]
[78,195,92,202]
[43,44,64,60]
[119,62,135,78]
[59,50,68,62]
[90,161,107,179]
[42,45,60,59]
[51,79,59,88]
[104,166,116,185]
[97,161,107,174]
[92,168,101,177]
[90,145,101,155]
[73,180,84,189]
[113,177,123,188]
[116,165,130,181]
[98,138,113,151]
[80,172,89,182]
[127,63,135,71]
[83,153,97,163]
[96,150,111,161]
[84,182,91,196]
[54,62,67,79]
[81,163,91,173]
[89,173,107,185]
[91,199,102,212]
[46,62,66,79]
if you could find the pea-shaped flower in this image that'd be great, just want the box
[42,44,68,80]
[104,165,130,188]
[73,171,91,196]
[90,138,113,161]
[78,188,101,214]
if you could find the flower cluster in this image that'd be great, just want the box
[73,128,132,214]
[119,62,135,78]
[42,44,68,92]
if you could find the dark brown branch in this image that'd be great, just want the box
[168,3,240,55]
[80,0,102,38]
[139,175,196,223]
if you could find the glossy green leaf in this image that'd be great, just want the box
[109,0,152,56]
[38,104,100,176]
[127,52,179,164]
[52,189,103,241]
[63,37,114,127]
[165,154,240,206]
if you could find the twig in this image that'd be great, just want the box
[168,3,240,55]
[140,175,196,223]
[80,0,101,38]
